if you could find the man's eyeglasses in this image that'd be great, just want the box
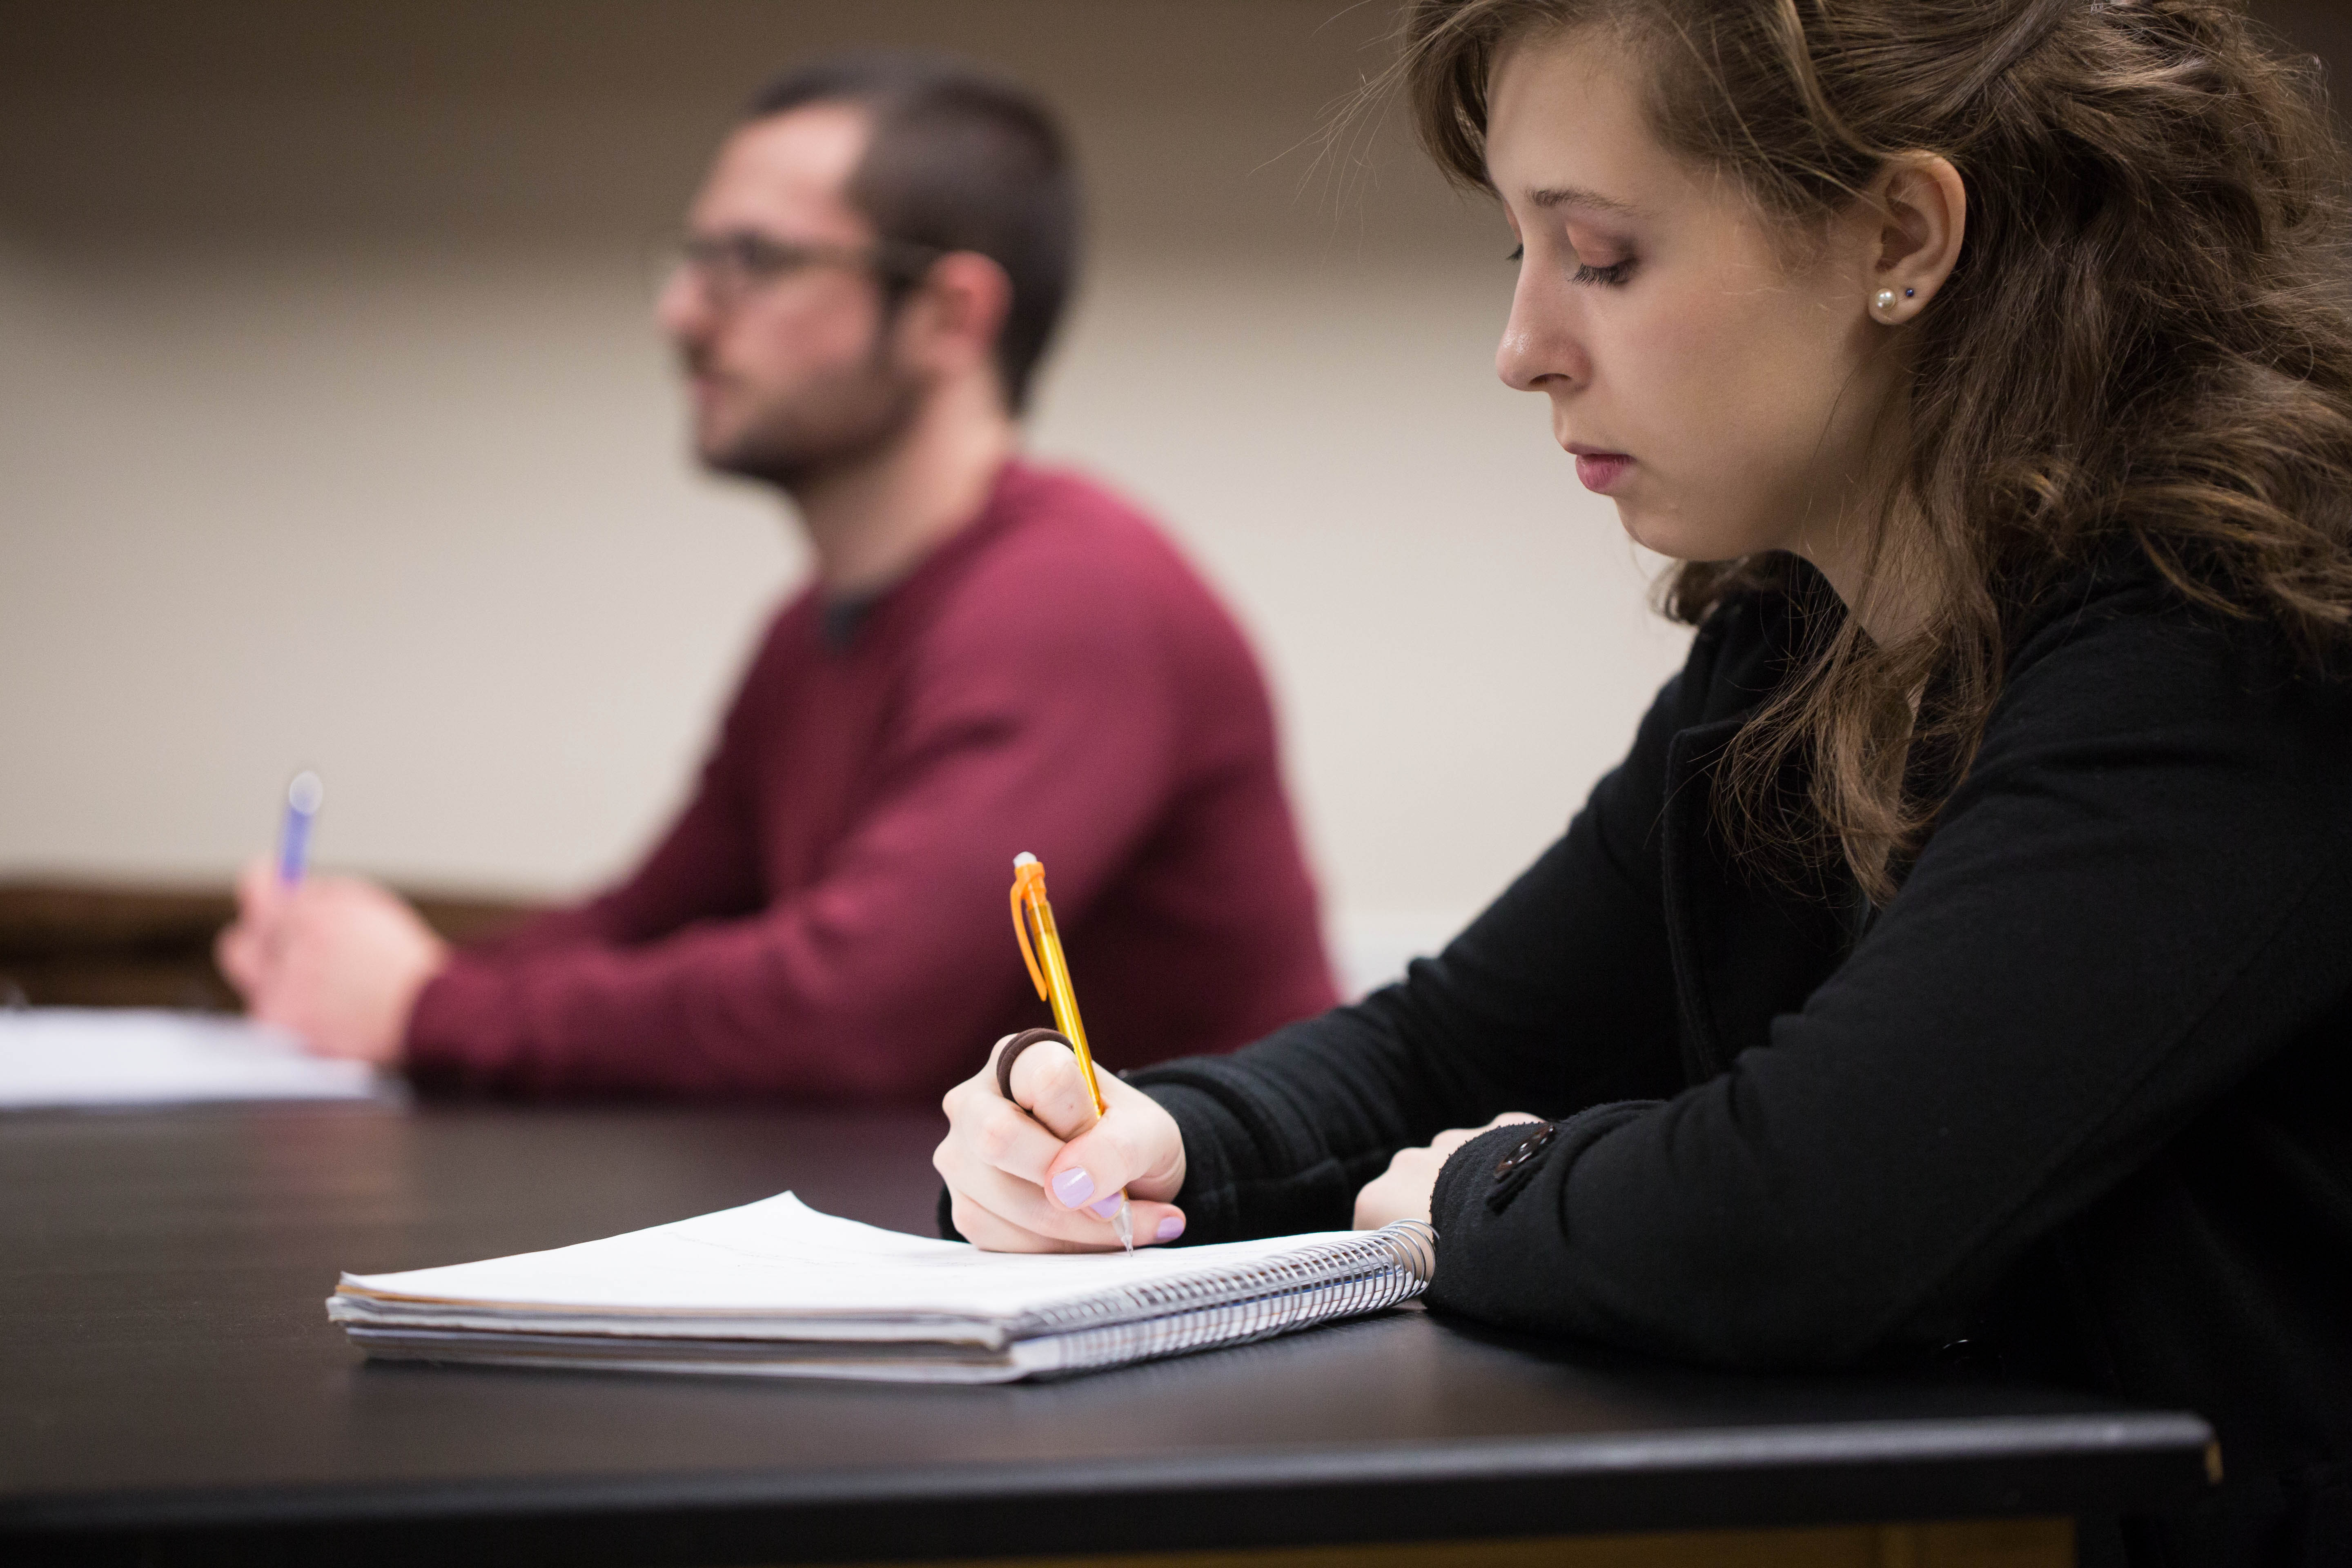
[667,229,944,312]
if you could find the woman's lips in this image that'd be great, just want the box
[1573,452,1633,493]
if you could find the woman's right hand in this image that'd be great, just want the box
[935,1034,1189,1252]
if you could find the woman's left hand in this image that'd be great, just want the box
[1352,1113,1546,1229]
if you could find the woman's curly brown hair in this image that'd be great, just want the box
[1397,0,2352,898]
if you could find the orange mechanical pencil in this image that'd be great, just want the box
[1009,851,1133,1252]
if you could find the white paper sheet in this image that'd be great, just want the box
[0,1007,379,1108]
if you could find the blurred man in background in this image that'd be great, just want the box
[216,53,1336,1100]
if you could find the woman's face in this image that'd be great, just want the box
[1487,29,1900,579]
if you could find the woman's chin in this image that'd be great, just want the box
[1613,503,1746,566]
[1612,503,1680,559]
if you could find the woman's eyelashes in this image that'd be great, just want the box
[1503,242,1635,287]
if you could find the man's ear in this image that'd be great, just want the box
[898,250,1013,389]
[1864,154,1966,323]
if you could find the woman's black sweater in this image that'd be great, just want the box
[1129,556,2352,1566]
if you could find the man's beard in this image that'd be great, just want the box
[694,335,924,494]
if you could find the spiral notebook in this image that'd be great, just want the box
[326,1193,1436,1383]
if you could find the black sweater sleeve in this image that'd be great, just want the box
[1127,626,1705,1242]
[1142,582,2352,1369]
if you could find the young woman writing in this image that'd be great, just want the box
[934,2,2352,1559]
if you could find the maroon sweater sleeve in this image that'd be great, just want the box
[402,547,1191,1101]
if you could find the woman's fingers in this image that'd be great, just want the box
[964,1089,1071,1186]
[1428,1111,1544,1160]
[999,1038,1170,1209]
[935,1062,1128,1245]
[1352,1145,1443,1229]
[938,1138,1185,1248]
[1127,1200,1187,1246]
[1002,1038,1102,1139]
[936,1036,1192,1252]
[1351,1114,1547,1230]
[1051,1097,1185,1207]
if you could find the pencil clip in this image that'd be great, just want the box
[1010,857,1050,1001]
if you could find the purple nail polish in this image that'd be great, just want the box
[1050,1167,1095,1208]
[1087,1195,1123,1219]
[1156,1214,1185,1242]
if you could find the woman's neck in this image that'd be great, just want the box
[1788,424,1930,647]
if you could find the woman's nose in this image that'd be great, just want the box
[1495,278,1589,394]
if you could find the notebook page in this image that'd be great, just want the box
[339,1193,1369,1321]
[0,1008,379,1108]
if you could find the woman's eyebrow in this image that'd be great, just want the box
[1525,184,1644,216]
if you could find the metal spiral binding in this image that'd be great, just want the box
[1007,1221,1437,1374]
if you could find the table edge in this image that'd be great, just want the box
[2,1408,2217,1535]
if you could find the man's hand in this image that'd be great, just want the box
[1352,1113,1545,1230]
[215,859,448,1066]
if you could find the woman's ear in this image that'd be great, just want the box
[1864,155,1966,325]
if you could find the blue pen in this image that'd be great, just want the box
[279,771,324,884]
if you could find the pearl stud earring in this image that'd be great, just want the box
[1873,287,1899,314]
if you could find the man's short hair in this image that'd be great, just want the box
[746,52,1079,416]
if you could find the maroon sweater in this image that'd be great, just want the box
[406,460,1337,1101]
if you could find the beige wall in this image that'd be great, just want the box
[0,1,1693,984]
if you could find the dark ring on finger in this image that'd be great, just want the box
[995,1027,1074,1105]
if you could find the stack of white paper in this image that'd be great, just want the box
[329,1194,1435,1383]
[0,1008,379,1108]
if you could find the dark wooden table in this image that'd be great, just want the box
[0,1100,2214,1567]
